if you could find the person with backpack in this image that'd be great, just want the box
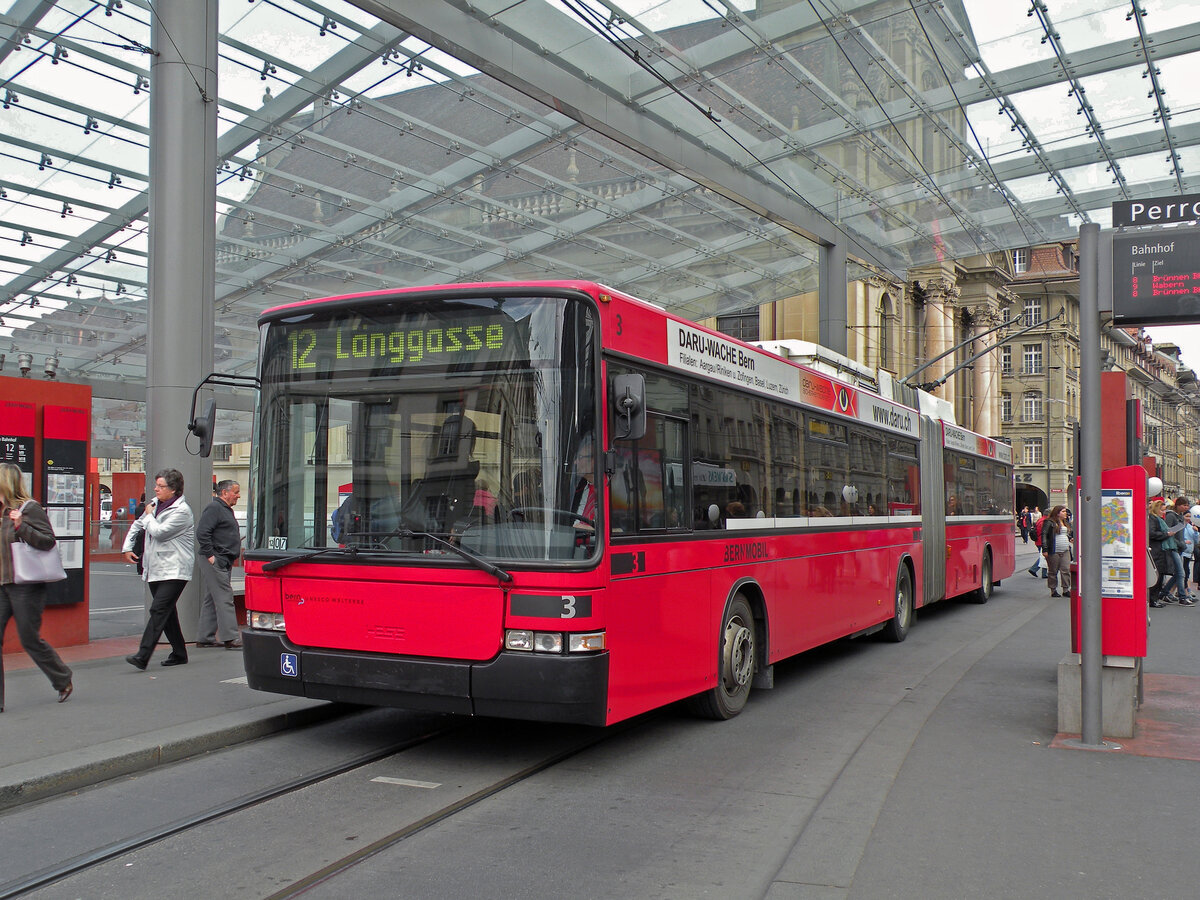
[1017,506,1031,543]
[1028,508,1047,577]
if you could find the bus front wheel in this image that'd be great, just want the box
[688,595,756,720]
[883,565,913,643]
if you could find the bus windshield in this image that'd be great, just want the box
[252,293,598,564]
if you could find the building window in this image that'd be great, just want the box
[1001,345,1011,375]
[1023,297,1042,327]
[1023,391,1042,422]
[1013,248,1029,274]
[1023,343,1043,375]
[1024,437,1043,465]
[878,293,895,372]
[1001,392,1012,422]
[716,310,759,343]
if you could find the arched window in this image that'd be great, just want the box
[878,293,895,371]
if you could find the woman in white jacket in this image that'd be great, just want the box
[122,468,195,669]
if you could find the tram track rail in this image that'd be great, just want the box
[3,716,629,900]
[0,726,453,900]
[265,725,620,900]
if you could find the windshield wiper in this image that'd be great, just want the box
[261,545,358,572]
[381,526,513,584]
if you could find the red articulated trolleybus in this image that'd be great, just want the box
[241,281,1014,725]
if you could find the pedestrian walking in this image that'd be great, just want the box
[1192,504,1200,592]
[1183,511,1197,588]
[1165,497,1195,604]
[195,480,243,649]
[122,468,195,669]
[1017,506,1031,544]
[1027,507,1047,578]
[0,463,73,711]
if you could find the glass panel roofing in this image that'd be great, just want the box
[1,0,1196,395]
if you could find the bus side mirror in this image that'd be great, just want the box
[611,374,646,442]
[189,398,217,458]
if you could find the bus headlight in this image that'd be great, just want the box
[249,611,286,631]
[505,630,533,651]
[532,632,563,653]
[506,629,605,653]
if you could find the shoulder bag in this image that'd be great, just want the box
[10,500,68,584]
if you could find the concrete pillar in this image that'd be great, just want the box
[922,278,959,409]
[819,238,847,355]
[972,310,1001,435]
[147,0,217,639]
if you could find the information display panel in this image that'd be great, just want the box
[0,399,36,495]
[42,405,88,606]
[1112,230,1200,325]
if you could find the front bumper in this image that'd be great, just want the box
[241,629,610,726]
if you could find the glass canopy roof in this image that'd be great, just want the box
[1,0,1197,444]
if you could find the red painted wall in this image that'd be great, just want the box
[1100,371,1130,471]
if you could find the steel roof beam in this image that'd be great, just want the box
[790,19,1200,155]
[350,0,890,271]
[0,1,58,69]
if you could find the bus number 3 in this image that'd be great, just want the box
[561,595,577,618]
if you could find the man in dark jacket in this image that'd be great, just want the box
[195,480,243,648]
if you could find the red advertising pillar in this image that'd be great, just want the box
[0,375,91,651]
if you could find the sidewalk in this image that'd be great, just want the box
[0,634,339,811]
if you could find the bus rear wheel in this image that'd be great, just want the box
[883,565,913,643]
[973,551,993,604]
[688,595,756,720]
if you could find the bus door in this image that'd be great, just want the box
[608,411,709,716]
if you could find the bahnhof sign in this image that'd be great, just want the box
[1112,193,1200,326]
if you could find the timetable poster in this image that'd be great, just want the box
[0,399,36,495]
[1100,488,1135,599]
[42,405,88,606]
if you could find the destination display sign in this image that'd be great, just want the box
[266,303,544,379]
[1111,230,1200,325]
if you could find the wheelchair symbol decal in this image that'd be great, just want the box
[280,652,299,677]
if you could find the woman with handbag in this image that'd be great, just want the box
[122,468,194,669]
[0,462,73,711]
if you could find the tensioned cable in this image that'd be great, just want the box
[552,0,911,279]
[905,0,1037,247]
[698,0,990,251]
[801,0,988,257]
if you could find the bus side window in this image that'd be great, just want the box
[612,414,688,534]
[610,445,638,534]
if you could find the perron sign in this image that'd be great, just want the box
[1113,193,1200,228]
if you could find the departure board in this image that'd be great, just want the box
[1112,230,1200,325]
